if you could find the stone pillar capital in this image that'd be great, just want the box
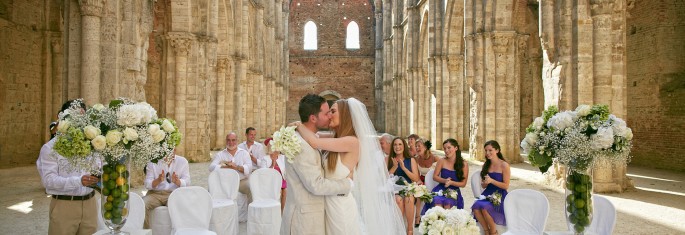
[51,38,63,54]
[217,58,230,73]
[591,0,614,16]
[167,32,195,57]
[78,0,104,17]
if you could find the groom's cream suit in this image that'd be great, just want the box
[281,133,351,235]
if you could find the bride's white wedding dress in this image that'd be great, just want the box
[324,157,362,235]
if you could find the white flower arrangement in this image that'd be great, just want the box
[419,207,479,235]
[53,98,182,173]
[399,181,433,203]
[521,104,632,173]
[271,126,302,163]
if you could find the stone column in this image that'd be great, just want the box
[216,58,229,147]
[51,37,64,116]
[78,0,104,104]
[167,32,193,155]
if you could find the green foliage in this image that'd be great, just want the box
[109,99,124,109]
[54,127,92,157]
[590,104,609,121]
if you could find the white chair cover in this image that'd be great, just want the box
[151,206,172,235]
[502,189,550,235]
[168,186,217,235]
[587,195,616,234]
[424,169,437,191]
[471,170,483,198]
[96,192,146,233]
[247,168,282,235]
[208,169,240,235]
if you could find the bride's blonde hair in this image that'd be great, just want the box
[327,99,356,172]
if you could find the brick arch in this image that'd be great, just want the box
[319,90,342,101]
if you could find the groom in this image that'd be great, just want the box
[281,94,353,235]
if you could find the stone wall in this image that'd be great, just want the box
[627,0,685,170]
[288,0,376,124]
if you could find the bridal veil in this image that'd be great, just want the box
[347,98,406,234]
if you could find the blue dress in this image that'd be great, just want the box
[421,168,464,215]
[394,158,414,184]
[471,172,508,225]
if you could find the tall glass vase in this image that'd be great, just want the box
[100,157,131,234]
[565,167,593,235]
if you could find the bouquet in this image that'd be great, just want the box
[399,180,433,203]
[53,98,182,173]
[419,207,479,235]
[521,104,633,174]
[435,188,460,201]
[271,126,302,163]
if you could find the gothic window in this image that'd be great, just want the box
[304,21,317,50]
[346,21,360,49]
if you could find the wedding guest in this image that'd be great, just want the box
[210,132,253,202]
[379,133,394,159]
[387,137,420,235]
[260,137,287,213]
[471,140,510,235]
[414,137,438,226]
[37,100,99,235]
[238,127,265,169]
[422,138,467,213]
[406,134,419,157]
[143,149,191,228]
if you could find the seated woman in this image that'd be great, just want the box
[471,140,510,235]
[261,138,286,213]
[414,138,438,226]
[422,138,467,214]
[387,137,420,235]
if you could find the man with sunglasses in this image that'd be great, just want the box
[142,149,191,228]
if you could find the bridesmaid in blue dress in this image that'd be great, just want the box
[422,138,468,214]
[387,137,420,235]
[472,140,510,235]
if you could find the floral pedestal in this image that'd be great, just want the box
[100,159,130,234]
[565,167,593,235]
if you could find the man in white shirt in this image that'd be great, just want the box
[210,132,253,201]
[37,100,99,235]
[237,127,265,169]
[379,133,394,158]
[142,150,191,228]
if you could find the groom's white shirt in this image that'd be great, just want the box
[281,132,352,235]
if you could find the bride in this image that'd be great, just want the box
[295,98,405,235]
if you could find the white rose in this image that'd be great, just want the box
[591,127,614,150]
[414,190,425,198]
[92,103,105,111]
[161,119,175,132]
[576,104,592,117]
[106,130,123,146]
[91,135,107,150]
[624,128,633,140]
[84,125,101,140]
[431,220,446,232]
[152,129,166,143]
[148,124,161,134]
[57,120,70,133]
[123,127,139,142]
[533,117,544,129]
[525,132,538,145]
[442,226,456,235]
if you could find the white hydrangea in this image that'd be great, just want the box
[117,103,158,126]
[591,126,614,150]
[575,104,592,117]
[533,117,545,130]
[547,111,577,131]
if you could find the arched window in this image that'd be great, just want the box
[304,21,317,50]
[346,21,360,49]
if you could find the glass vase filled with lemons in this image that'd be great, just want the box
[100,157,130,234]
[564,167,593,235]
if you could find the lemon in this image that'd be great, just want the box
[116,177,126,186]
[575,184,587,193]
[110,171,119,179]
[121,193,129,201]
[107,195,114,202]
[104,211,112,220]
[575,199,586,208]
[121,184,130,193]
[122,208,128,217]
[102,187,110,196]
[102,173,109,182]
[111,216,122,225]
[116,164,126,173]
[104,201,113,211]
[112,188,121,198]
